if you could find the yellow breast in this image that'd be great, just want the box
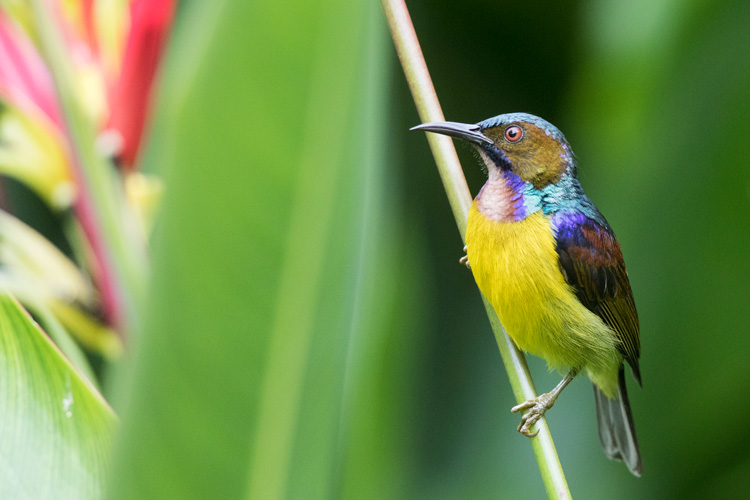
[465,201,618,384]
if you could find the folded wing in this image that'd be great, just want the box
[553,211,641,383]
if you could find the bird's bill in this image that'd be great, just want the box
[410,121,493,146]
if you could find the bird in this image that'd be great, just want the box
[412,113,642,476]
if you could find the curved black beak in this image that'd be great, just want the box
[410,121,493,146]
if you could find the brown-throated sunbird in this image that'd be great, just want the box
[412,113,642,476]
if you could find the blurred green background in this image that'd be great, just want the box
[6,0,750,498]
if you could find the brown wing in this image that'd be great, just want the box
[554,211,641,384]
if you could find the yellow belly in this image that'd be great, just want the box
[465,202,620,395]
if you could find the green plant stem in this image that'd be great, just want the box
[380,1,571,498]
[29,0,146,333]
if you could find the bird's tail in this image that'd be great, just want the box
[593,367,642,477]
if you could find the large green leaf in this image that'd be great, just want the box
[0,294,116,499]
[107,0,386,498]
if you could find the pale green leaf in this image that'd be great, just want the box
[0,294,116,499]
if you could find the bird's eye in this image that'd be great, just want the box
[504,125,523,143]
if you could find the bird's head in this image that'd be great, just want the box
[412,113,575,189]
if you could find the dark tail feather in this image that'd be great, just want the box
[594,367,642,477]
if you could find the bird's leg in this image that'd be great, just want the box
[511,369,578,437]
[459,245,471,269]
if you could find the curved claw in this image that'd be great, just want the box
[509,371,576,439]
[510,394,554,438]
[517,410,543,437]
[518,420,540,438]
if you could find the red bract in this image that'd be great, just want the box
[0,0,176,176]
[0,1,175,330]
[106,0,176,169]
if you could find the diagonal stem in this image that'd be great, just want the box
[28,0,147,333]
[380,1,571,498]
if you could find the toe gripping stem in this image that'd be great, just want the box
[511,369,578,438]
[459,245,470,269]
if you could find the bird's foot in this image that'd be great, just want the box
[459,245,471,269]
[510,392,556,438]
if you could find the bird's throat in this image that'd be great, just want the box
[476,169,539,222]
